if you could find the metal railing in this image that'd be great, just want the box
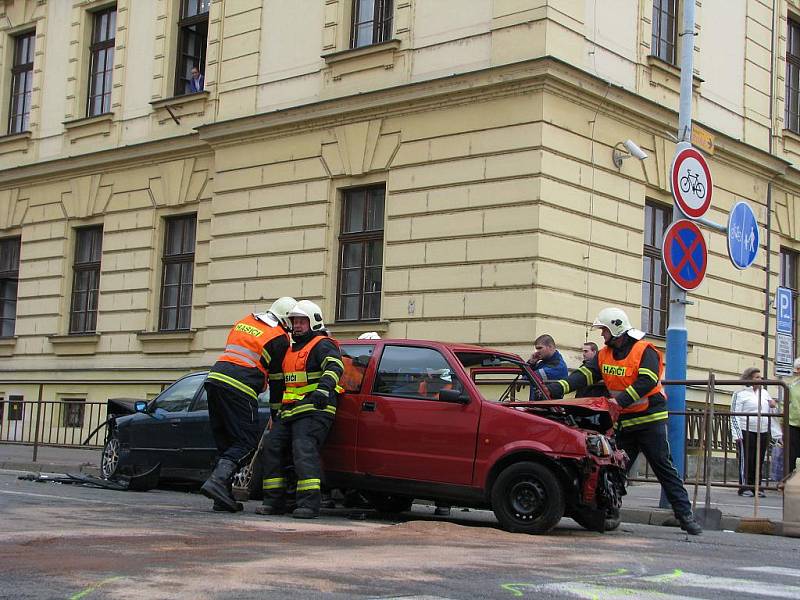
[0,379,174,460]
[632,377,792,494]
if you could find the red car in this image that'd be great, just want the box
[323,339,627,534]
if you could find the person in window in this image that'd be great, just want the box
[200,297,295,512]
[730,367,776,497]
[257,300,344,519]
[188,66,204,93]
[542,307,702,535]
[527,334,568,399]
[417,368,457,399]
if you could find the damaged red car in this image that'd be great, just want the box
[323,339,628,534]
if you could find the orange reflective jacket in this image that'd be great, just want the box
[215,314,285,378]
[597,341,664,414]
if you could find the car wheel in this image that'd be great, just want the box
[101,435,120,480]
[232,454,263,501]
[491,461,564,534]
[364,492,414,514]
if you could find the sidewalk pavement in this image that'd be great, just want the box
[0,443,786,535]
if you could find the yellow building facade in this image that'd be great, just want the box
[1,0,799,442]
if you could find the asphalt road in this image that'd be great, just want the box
[1,471,798,600]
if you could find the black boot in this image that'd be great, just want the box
[201,458,240,512]
[214,500,243,512]
[678,514,703,536]
[255,502,286,515]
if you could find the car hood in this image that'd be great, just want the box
[106,398,143,417]
[504,397,619,433]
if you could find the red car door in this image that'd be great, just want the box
[355,344,480,485]
[324,343,378,473]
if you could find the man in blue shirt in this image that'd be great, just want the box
[528,334,568,399]
[188,67,204,93]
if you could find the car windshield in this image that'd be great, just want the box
[154,374,205,412]
[455,352,535,403]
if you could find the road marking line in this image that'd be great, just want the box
[739,566,800,578]
[641,572,800,598]
[69,576,123,600]
[531,582,705,599]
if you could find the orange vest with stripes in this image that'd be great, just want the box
[217,314,285,378]
[597,341,664,414]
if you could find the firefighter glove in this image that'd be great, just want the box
[309,391,328,410]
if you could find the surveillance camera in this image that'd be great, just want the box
[623,139,648,161]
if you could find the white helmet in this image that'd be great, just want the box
[268,296,297,329]
[592,307,645,340]
[288,300,325,331]
[357,331,380,340]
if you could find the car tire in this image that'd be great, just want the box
[232,454,263,501]
[491,461,564,534]
[101,434,120,480]
[364,492,414,514]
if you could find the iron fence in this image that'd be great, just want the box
[632,377,792,493]
[0,379,174,460]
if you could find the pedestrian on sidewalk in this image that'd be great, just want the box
[730,368,775,497]
[787,358,800,476]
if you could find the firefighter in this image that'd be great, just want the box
[542,307,703,536]
[256,300,344,518]
[200,296,296,512]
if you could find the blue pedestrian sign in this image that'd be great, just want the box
[727,201,759,270]
[777,286,794,335]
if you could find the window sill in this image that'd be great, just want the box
[781,128,800,155]
[328,320,390,340]
[48,333,100,356]
[322,39,402,80]
[0,336,17,357]
[646,55,703,90]
[150,91,210,125]
[137,329,196,354]
[0,131,32,155]
[63,112,115,143]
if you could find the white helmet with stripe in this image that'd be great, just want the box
[268,296,297,329]
[288,300,325,331]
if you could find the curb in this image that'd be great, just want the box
[620,506,784,536]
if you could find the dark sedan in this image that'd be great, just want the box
[101,371,270,498]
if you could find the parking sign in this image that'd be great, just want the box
[775,286,794,375]
[777,286,794,335]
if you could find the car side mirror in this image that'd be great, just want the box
[438,388,469,404]
[134,401,148,413]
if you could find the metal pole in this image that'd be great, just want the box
[31,384,43,463]
[663,0,696,508]
[704,373,715,513]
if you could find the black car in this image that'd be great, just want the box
[101,371,270,498]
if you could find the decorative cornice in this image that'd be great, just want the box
[0,132,207,190]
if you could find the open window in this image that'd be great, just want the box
[175,0,209,96]
[340,343,376,393]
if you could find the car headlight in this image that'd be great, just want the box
[586,434,612,457]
